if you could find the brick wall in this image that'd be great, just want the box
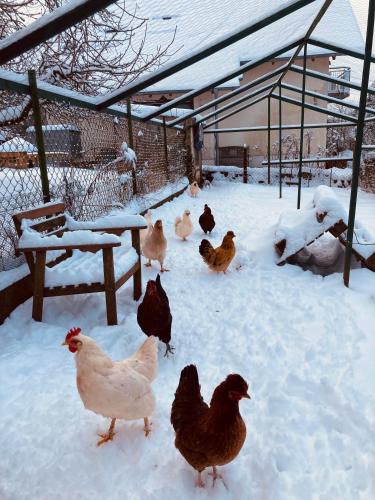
[132,120,188,194]
[360,158,375,192]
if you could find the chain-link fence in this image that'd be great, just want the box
[203,141,352,189]
[0,89,187,272]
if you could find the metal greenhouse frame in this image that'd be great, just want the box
[0,0,374,286]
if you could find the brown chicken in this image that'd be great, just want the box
[171,365,250,488]
[199,204,215,234]
[142,219,168,272]
[137,274,174,357]
[199,231,236,273]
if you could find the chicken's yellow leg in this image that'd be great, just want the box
[143,417,152,437]
[97,418,116,446]
[209,466,228,489]
[196,471,205,488]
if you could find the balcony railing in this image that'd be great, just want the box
[328,66,351,99]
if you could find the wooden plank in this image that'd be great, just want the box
[0,274,33,324]
[32,251,46,321]
[90,225,147,233]
[43,282,105,296]
[328,220,347,238]
[140,185,188,215]
[115,262,139,291]
[30,215,66,233]
[365,253,375,272]
[19,242,121,252]
[131,230,142,300]
[13,202,65,224]
[102,248,117,325]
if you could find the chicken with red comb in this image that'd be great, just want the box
[62,328,158,446]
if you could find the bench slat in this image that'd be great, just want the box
[19,242,121,252]
[13,202,65,224]
[30,214,66,233]
[44,282,105,296]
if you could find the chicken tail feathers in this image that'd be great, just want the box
[171,364,207,432]
[178,364,200,395]
[155,274,169,305]
[175,216,182,227]
[199,239,216,265]
[128,336,158,382]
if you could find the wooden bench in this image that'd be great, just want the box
[12,202,147,325]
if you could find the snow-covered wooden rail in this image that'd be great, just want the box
[262,156,352,166]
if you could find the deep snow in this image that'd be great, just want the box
[0,182,374,500]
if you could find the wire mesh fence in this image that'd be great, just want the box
[0,89,187,272]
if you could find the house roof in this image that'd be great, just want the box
[0,138,37,153]
[125,0,363,92]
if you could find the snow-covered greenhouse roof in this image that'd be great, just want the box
[125,0,363,92]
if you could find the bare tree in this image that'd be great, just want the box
[1,0,179,124]
[0,0,40,40]
[326,104,356,156]
[364,83,375,145]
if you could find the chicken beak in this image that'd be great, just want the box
[243,392,251,399]
[61,341,68,346]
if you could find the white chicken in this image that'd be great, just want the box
[175,209,193,241]
[189,181,200,197]
[140,210,153,251]
[62,327,158,446]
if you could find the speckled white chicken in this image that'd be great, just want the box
[62,328,158,446]
[175,209,193,241]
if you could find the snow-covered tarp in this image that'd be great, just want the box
[274,185,375,263]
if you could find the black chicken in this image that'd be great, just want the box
[199,204,215,234]
[137,274,174,357]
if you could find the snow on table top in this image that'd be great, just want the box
[19,226,120,249]
[65,213,147,230]
[44,245,138,287]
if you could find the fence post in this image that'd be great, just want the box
[127,98,137,195]
[267,96,271,185]
[343,0,374,288]
[243,144,248,183]
[28,70,50,203]
[278,84,282,198]
[297,43,307,209]
[162,117,170,180]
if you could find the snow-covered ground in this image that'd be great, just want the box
[0,182,374,500]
